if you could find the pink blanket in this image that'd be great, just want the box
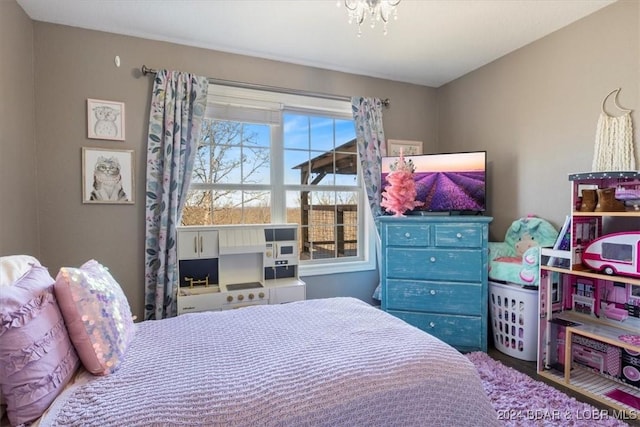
[41,297,499,426]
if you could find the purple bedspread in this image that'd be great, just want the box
[41,297,499,426]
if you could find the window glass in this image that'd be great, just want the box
[195,120,270,185]
[183,87,364,269]
[182,189,271,225]
[601,243,632,262]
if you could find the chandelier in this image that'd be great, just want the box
[338,0,401,36]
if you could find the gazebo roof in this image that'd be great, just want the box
[292,138,357,183]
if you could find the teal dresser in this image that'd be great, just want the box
[379,215,493,352]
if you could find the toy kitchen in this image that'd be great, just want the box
[176,224,306,315]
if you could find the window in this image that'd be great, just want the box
[601,242,633,262]
[182,85,375,275]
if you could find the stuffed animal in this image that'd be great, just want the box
[489,216,559,286]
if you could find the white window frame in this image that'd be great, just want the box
[202,84,375,276]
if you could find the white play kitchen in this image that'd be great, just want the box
[176,224,305,314]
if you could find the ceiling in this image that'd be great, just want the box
[16,0,616,87]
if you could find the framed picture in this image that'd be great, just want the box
[82,147,134,204]
[87,99,125,141]
[387,139,422,156]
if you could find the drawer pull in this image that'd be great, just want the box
[429,322,436,328]
[430,257,436,262]
[456,232,462,238]
[429,289,436,295]
[404,232,411,238]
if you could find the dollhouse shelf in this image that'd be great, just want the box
[537,172,640,418]
[541,261,640,287]
[572,210,639,217]
[558,312,640,346]
[538,368,640,416]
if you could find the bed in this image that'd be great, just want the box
[1,257,500,427]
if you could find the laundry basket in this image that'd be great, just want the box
[489,281,538,361]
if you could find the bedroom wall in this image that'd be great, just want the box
[437,0,639,240]
[0,1,40,257]
[28,20,437,318]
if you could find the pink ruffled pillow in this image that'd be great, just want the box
[54,260,135,376]
[0,265,79,426]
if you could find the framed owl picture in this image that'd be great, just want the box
[87,98,125,141]
[82,147,134,204]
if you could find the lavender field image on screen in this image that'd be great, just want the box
[381,151,486,213]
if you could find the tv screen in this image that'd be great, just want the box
[381,151,487,214]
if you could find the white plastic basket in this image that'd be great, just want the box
[489,281,539,361]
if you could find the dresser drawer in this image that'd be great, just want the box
[388,310,482,350]
[384,224,430,247]
[385,279,482,315]
[385,248,483,282]
[434,223,484,248]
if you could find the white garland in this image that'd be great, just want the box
[592,112,636,171]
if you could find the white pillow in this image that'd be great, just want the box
[0,255,41,286]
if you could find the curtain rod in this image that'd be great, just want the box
[140,65,390,108]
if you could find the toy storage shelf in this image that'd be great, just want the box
[537,171,640,418]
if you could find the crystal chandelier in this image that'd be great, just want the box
[338,0,401,37]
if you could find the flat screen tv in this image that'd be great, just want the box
[381,150,487,214]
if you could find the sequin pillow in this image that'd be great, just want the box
[54,260,135,375]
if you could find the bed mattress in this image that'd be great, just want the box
[39,297,499,426]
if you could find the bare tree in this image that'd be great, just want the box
[182,119,271,225]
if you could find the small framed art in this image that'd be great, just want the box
[387,139,422,156]
[87,98,125,141]
[82,147,134,204]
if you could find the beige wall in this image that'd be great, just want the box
[0,1,39,257]
[27,21,436,318]
[438,0,639,239]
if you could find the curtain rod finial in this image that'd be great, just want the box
[141,65,157,75]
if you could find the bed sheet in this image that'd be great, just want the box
[39,297,499,426]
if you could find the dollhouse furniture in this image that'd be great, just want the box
[379,215,492,352]
[572,293,596,315]
[537,171,640,418]
[603,303,629,322]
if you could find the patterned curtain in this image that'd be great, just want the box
[144,70,208,320]
[351,97,386,300]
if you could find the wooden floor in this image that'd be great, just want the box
[487,344,640,426]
